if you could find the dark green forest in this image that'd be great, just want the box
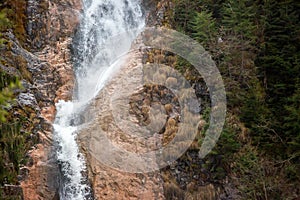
[167,0,299,198]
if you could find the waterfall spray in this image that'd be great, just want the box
[53,0,145,199]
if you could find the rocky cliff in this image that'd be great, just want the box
[20,1,81,199]
[1,0,236,199]
[78,44,166,199]
[1,0,81,199]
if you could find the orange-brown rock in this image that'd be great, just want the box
[20,0,81,199]
[78,46,165,199]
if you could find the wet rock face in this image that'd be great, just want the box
[17,93,40,112]
[26,0,82,51]
[142,0,174,27]
[0,0,83,199]
[77,48,165,199]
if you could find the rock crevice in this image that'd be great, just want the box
[17,0,82,199]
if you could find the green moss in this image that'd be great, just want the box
[14,56,32,83]
[0,0,27,46]
[11,0,27,45]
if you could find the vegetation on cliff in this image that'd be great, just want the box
[162,0,300,199]
[0,2,36,199]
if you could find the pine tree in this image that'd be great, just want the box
[222,0,257,43]
[284,80,300,155]
[190,10,218,49]
[255,0,300,154]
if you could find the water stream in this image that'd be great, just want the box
[53,0,145,199]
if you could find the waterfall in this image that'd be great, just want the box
[53,0,145,199]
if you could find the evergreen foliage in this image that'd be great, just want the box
[171,0,300,198]
[190,10,217,48]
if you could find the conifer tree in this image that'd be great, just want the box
[190,10,218,49]
[256,0,300,154]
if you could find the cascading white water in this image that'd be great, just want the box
[53,0,145,199]
[75,0,145,102]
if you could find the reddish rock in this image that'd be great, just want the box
[20,0,81,199]
[79,48,165,199]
